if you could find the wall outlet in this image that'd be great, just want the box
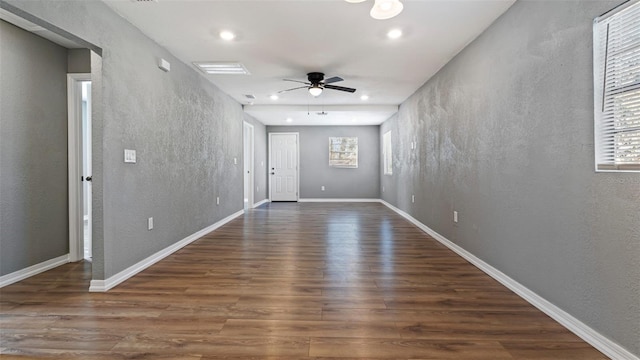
[256,186,259,192]
[321,186,325,191]
[382,186,385,193]
[216,196,220,205]
[453,211,458,223]
[233,157,238,165]
[412,194,415,203]
[148,217,153,230]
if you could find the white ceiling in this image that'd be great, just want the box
[104,0,515,126]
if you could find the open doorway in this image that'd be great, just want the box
[68,74,92,262]
[243,122,254,210]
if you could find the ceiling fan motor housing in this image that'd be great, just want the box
[307,72,325,84]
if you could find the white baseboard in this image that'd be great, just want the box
[380,200,638,360]
[298,198,380,203]
[0,254,70,288]
[253,199,269,208]
[89,210,245,292]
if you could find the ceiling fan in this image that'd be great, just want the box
[279,72,356,97]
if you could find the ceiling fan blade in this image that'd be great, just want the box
[324,76,343,84]
[324,84,356,93]
[278,86,308,93]
[283,79,310,85]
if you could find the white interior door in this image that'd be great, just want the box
[243,122,254,210]
[269,133,298,201]
[67,73,91,262]
[81,81,92,260]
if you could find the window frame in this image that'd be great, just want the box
[329,137,358,168]
[593,0,640,172]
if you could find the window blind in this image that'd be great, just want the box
[594,0,640,171]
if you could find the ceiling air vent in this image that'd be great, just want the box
[193,62,250,75]
[244,94,256,100]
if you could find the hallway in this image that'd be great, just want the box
[0,202,605,359]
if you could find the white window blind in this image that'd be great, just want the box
[383,131,392,175]
[329,137,358,168]
[594,0,640,171]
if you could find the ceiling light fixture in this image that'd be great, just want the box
[309,84,323,97]
[360,95,369,101]
[370,0,404,20]
[387,28,402,39]
[219,30,235,41]
[270,94,279,100]
[345,0,404,20]
[286,118,293,123]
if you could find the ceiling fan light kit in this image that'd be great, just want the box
[279,72,356,97]
[309,84,323,97]
[346,0,404,20]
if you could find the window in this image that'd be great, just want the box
[329,137,358,168]
[594,0,640,172]
[383,130,392,175]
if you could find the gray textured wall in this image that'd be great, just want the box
[0,20,69,275]
[268,126,380,199]
[67,48,90,73]
[3,0,244,280]
[381,0,639,355]
[244,114,268,204]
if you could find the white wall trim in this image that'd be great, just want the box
[0,254,70,288]
[253,199,270,208]
[380,200,638,360]
[298,198,380,203]
[89,210,244,292]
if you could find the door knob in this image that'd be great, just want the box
[271,172,275,175]
[86,176,92,182]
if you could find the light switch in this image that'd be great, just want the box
[234,158,238,165]
[124,149,136,163]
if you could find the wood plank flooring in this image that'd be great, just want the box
[0,202,606,359]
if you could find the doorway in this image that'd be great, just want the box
[243,122,254,210]
[268,132,299,201]
[68,74,92,262]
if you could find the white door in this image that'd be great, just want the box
[81,81,92,260]
[243,122,254,210]
[269,133,298,201]
[67,73,92,262]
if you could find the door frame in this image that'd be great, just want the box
[67,73,91,262]
[243,121,254,209]
[268,132,300,202]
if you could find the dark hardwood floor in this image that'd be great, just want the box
[0,202,606,359]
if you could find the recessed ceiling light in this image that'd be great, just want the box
[286,118,293,123]
[370,0,404,20]
[219,30,235,41]
[387,29,402,39]
[361,95,369,101]
[193,62,250,75]
[270,94,279,100]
